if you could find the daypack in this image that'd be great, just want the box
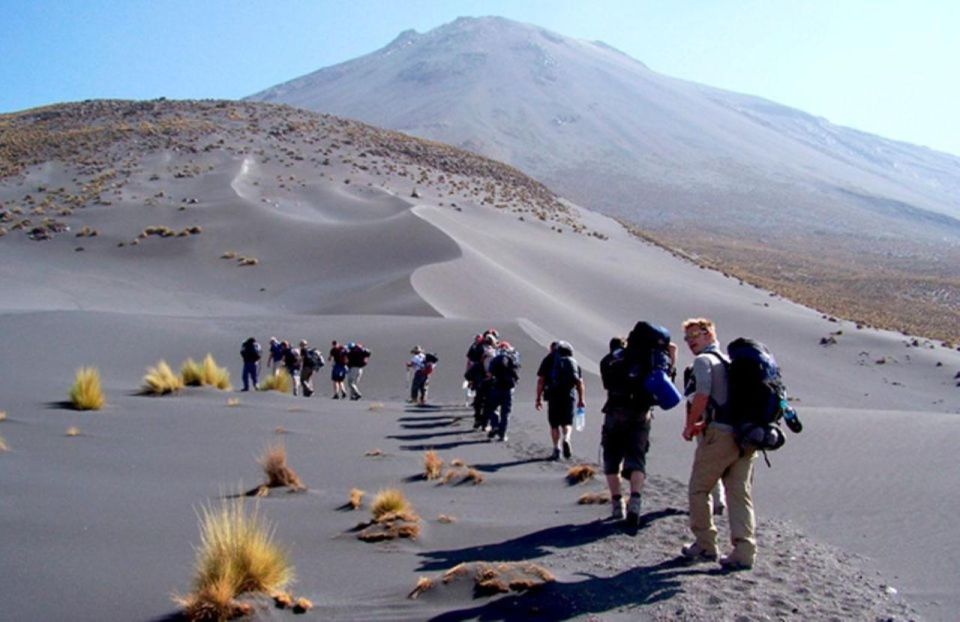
[723,338,802,455]
[548,354,579,395]
[284,347,302,369]
[241,340,261,363]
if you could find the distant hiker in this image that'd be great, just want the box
[469,332,499,430]
[407,346,437,405]
[680,318,756,570]
[535,340,585,460]
[484,341,520,442]
[299,339,324,398]
[346,341,371,400]
[282,340,302,397]
[329,340,348,399]
[268,337,284,377]
[240,337,261,392]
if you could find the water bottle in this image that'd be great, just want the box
[574,406,586,432]
[781,401,803,433]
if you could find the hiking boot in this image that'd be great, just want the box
[551,447,561,461]
[487,429,498,441]
[719,554,754,571]
[611,496,626,520]
[332,394,340,399]
[625,495,642,528]
[681,542,718,562]
[497,434,508,442]
[562,440,572,459]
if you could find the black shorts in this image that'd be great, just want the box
[547,394,575,428]
[601,407,652,477]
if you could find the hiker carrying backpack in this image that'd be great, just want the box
[304,348,325,370]
[723,338,802,454]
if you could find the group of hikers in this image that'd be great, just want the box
[240,337,371,399]
[240,317,800,572]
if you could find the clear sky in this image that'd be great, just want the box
[2,0,957,156]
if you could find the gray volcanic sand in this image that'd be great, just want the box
[1,129,956,620]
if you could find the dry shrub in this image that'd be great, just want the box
[450,458,466,467]
[442,563,469,584]
[474,562,555,595]
[69,366,105,410]
[437,514,456,524]
[566,464,596,485]
[349,488,364,510]
[368,402,384,412]
[66,426,80,437]
[578,492,610,505]
[142,360,184,395]
[423,450,443,480]
[364,449,383,457]
[258,443,305,491]
[259,371,291,393]
[239,257,258,266]
[0,434,7,452]
[226,398,240,407]
[272,591,294,609]
[177,497,293,620]
[221,251,237,259]
[408,576,434,599]
[293,597,313,613]
[463,468,485,485]
[0,410,6,421]
[442,469,462,485]
[370,488,410,521]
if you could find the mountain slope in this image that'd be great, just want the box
[249,16,960,342]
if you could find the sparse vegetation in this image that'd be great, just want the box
[423,450,443,480]
[66,426,80,437]
[0,434,7,452]
[293,597,313,613]
[0,410,6,421]
[258,443,305,491]
[69,367,105,410]
[566,464,597,485]
[141,360,184,395]
[370,488,411,521]
[364,448,383,457]
[348,488,365,510]
[408,576,434,599]
[259,371,291,393]
[176,497,293,621]
[578,492,610,505]
[181,355,230,389]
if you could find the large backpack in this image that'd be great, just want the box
[241,339,261,363]
[489,352,519,389]
[304,348,324,370]
[725,338,801,454]
[623,321,678,408]
[548,352,579,396]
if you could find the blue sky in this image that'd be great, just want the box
[2,0,957,156]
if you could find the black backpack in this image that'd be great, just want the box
[724,338,802,456]
[424,352,439,365]
[624,321,673,399]
[305,348,324,370]
[548,354,578,395]
[489,352,519,389]
[241,339,260,363]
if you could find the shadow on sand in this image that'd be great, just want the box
[426,556,724,621]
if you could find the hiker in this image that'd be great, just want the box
[345,341,371,400]
[484,341,520,442]
[535,340,585,460]
[328,340,348,399]
[299,340,324,397]
[282,340,302,397]
[680,317,757,570]
[240,337,261,392]
[599,336,646,525]
[407,346,437,405]
[467,332,498,430]
[684,363,726,517]
[268,337,284,376]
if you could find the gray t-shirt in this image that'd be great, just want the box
[691,344,729,423]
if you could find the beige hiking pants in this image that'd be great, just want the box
[688,425,757,562]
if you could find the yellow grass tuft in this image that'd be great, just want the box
[408,576,434,599]
[442,469,462,485]
[577,492,610,505]
[364,449,383,457]
[178,497,293,620]
[142,360,184,395]
[259,371,291,393]
[258,443,305,491]
[423,450,443,480]
[0,410,6,421]
[69,367,105,410]
[463,468,485,485]
[226,398,240,408]
[450,458,466,467]
[201,354,231,390]
[442,563,470,584]
[180,358,204,386]
[66,426,80,437]
[368,402,384,412]
[566,464,597,485]
[348,488,365,510]
[370,488,411,521]
[437,514,457,524]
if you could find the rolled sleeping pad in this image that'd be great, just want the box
[643,369,682,410]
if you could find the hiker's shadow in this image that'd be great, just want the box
[400,419,465,430]
[400,439,490,451]
[428,556,725,622]
[471,457,554,473]
[388,430,468,441]
[403,404,471,414]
